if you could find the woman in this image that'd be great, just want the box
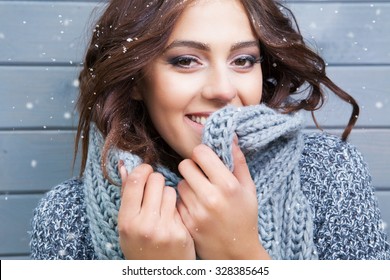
[30,0,389,259]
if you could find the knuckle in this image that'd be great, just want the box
[204,195,220,210]
[118,220,155,241]
[163,186,176,198]
[174,230,189,245]
[155,232,170,245]
[149,172,164,185]
[224,180,240,195]
[118,220,134,237]
[137,224,155,240]
[127,164,155,184]
[193,203,216,227]
[127,170,145,184]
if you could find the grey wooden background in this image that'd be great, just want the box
[0,0,389,259]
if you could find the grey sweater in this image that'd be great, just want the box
[30,133,390,259]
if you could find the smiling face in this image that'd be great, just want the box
[138,0,263,159]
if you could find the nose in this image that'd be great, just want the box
[201,66,237,103]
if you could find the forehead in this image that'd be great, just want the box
[169,0,254,42]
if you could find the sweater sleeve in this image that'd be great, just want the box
[30,178,95,259]
[300,133,390,260]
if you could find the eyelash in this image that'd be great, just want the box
[232,55,261,68]
[168,55,262,69]
[169,55,200,68]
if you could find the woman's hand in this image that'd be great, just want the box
[118,163,196,260]
[177,141,270,259]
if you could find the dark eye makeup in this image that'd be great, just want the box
[232,55,262,68]
[168,55,200,68]
[166,53,262,70]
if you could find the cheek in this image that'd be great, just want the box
[148,72,198,106]
[240,73,263,105]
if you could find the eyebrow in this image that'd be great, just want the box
[164,40,260,52]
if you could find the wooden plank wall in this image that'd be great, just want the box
[0,0,389,259]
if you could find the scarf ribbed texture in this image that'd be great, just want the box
[83,104,318,259]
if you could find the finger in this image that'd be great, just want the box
[141,172,165,215]
[160,186,177,219]
[177,180,204,213]
[178,159,211,195]
[231,140,256,191]
[176,197,195,231]
[120,163,153,214]
[189,144,233,185]
[176,179,200,209]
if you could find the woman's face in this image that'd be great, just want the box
[140,0,263,159]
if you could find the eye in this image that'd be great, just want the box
[169,56,201,68]
[231,55,260,68]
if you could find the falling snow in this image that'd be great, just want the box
[72,79,80,88]
[26,102,34,109]
[31,160,38,168]
[64,112,72,119]
[375,102,383,109]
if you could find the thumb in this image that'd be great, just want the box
[232,137,256,192]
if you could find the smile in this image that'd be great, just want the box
[188,115,208,125]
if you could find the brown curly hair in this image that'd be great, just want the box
[75,0,359,176]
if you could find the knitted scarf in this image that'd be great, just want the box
[83,104,318,260]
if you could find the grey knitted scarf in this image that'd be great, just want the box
[83,104,318,259]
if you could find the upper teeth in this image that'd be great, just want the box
[191,115,207,125]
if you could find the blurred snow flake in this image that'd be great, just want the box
[72,79,80,88]
[0,33,5,39]
[309,22,317,29]
[63,19,73,26]
[26,102,34,109]
[63,112,72,119]
[31,160,38,168]
[375,102,383,109]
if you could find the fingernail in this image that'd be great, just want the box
[233,134,239,145]
[119,163,127,197]
[119,165,127,181]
